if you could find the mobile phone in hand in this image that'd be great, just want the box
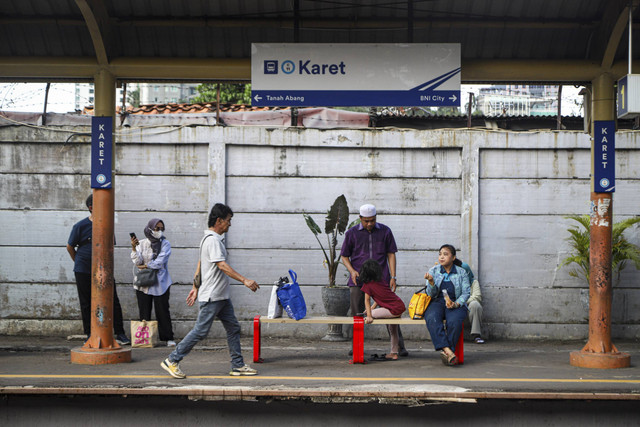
[129,232,137,239]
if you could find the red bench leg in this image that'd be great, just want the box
[253,315,264,363]
[455,324,464,365]
[350,316,365,364]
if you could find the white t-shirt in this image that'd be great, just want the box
[198,230,230,302]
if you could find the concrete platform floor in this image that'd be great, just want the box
[2,336,640,398]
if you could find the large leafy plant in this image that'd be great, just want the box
[303,195,357,287]
[560,214,640,284]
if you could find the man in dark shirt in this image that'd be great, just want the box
[340,203,407,356]
[66,194,130,345]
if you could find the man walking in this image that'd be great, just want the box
[66,194,130,345]
[161,203,259,379]
[340,203,407,356]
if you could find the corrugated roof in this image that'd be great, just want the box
[1,0,637,75]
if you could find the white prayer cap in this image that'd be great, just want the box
[359,204,377,217]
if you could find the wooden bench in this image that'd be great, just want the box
[253,315,463,365]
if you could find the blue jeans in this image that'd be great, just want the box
[424,297,468,352]
[168,299,244,369]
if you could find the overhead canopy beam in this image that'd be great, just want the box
[75,0,112,66]
[0,16,603,31]
[1,57,639,83]
[589,0,638,67]
[601,2,639,69]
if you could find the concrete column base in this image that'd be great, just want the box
[569,350,630,369]
[70,347,132,365]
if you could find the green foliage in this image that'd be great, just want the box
[192,83,252,105]
[127,87,140,108]
[303,195,352,287]
[560,214,640,284]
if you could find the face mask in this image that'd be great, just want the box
[151,230,163,239]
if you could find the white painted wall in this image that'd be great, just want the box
[1,125,638,339]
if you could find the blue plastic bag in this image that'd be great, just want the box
[276,269,307,320]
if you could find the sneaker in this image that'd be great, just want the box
[167,340,177,347]
[161,358,186,379]
[230,364,258,376]
[116,334,131,345]
[474,337,485,344]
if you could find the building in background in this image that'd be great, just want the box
[73,83,125,111]
[476,84,580,116]
[132,83,199,105]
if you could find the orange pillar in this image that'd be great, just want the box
[71,69,131,364]
[569,73,629,369]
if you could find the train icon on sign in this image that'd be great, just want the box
[264,60,278,74]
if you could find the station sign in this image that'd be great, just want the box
[593,120,615,193]
[91,116,112,189]
[617,74,640,119]
[251,43,461,107]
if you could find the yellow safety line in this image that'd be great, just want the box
[1,374,640,384]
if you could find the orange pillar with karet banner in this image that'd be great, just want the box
[569,73,630,369]
[70,69,131,365]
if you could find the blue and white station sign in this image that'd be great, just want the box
[91,116,113,189]
[251,43,461,107]
[593,120,615,193]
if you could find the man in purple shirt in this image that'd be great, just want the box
[340,204,407,356]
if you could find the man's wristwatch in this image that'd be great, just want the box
[391,276,397,280]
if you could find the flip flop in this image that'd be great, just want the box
[440,351,448,365]
[368,354,391,362]
[384,353,398,361]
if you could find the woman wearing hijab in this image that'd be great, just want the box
[130,218,176,346]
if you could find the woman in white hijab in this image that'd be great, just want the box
[131,218,175,347]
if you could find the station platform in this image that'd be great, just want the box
[2,336,640,425]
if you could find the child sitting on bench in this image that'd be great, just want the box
[359,259,406,360]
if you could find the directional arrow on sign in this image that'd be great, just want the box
[449,94,457,102]
[254,94,262,102]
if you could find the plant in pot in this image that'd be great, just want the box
[303,194,359,341]
[560,215,640,285]
[560,214,640,326]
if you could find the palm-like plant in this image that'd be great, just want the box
[303,195,357,287]
[560,214,640,284]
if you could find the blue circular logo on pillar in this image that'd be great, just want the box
[599,178,610,188]
[96,174,106,184]
[281,60,295,74]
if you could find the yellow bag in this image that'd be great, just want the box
[408,287,431,320]
[131,320,159,348]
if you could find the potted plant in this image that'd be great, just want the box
[303,195,358,340]
[560,215,640,285]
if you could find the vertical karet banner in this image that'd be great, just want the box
[593,120,615,193]
[91,116,113,188]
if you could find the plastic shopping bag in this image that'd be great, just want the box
[267,282,283,319]
[276,269,307,320]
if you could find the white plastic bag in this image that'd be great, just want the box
[267,284,283,319]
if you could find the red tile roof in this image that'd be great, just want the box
[83,103,290,115]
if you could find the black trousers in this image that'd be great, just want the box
[136,287,174,341]
[74,272,126,336]
[350,285,406,351]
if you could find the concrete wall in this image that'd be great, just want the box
[1,124,638,339]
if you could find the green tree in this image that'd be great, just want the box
[560,215,640,284]
[127,87,140,108]
[192,83,252,104]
